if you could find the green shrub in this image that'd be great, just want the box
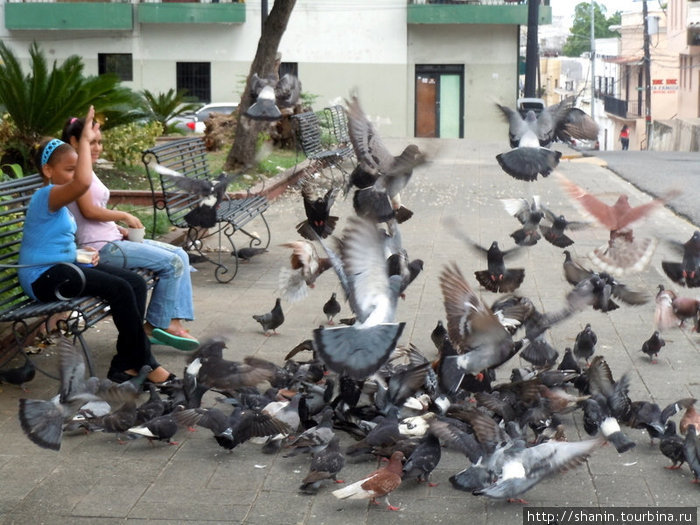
[102,121,163,168]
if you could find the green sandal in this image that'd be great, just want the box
[151,328,199,351]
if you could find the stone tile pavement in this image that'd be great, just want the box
[0,139,698,524]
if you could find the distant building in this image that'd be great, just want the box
[0,0,552,140]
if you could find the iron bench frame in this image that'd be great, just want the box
[142,137,271,284]
[0,174,156,379]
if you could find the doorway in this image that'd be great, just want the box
[415,65,464,138]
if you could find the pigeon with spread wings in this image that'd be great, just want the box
[154,164,233,228]
[444,217,524,293]
[346,94,426,223]
[556,173,669,275]
[295,181,339,240]
[312,216,405,380]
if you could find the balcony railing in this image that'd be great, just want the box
[5,0,245,29]
[409,1,549,5]
[408,0,551,24]
[603,95,628,119]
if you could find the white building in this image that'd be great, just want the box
[0,0,552,139]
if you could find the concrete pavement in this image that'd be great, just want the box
[0,140,698,524]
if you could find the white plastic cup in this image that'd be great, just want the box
[127,227,146,243]
[76,248,94,264]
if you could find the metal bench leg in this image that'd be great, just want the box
[6,318,60,380]
[214,222,238,284]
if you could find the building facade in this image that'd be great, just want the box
[0,0,551,140]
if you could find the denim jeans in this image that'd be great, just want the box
[99,239,195,328]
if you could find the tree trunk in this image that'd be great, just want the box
[225,0,297,171]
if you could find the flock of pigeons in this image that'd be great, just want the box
[14,94,700,511]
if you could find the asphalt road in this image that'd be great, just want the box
[592,150,700,227]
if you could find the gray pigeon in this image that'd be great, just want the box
[313,217,406,380]
[299,435,346,494]
[18,337,143,451]
[473,438,602,503]
[661,231,700,287]
[322,292,341,324]
[245,73,301,121]
[346,94,425,223]
[253,297,285,335]
[438,263,522,391]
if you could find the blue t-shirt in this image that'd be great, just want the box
[18,185,77,299]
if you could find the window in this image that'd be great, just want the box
[279,62,298,78]
[176,62,211,103]
[565,80,573,91]
[98,53,132,81]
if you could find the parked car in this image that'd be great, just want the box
[185,102,239,133]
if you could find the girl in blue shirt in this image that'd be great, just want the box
[18,106,174,385]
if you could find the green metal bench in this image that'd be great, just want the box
[142,137,271,283]
[0,174,156,379]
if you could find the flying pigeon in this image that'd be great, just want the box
[154,164,233,228]
[473,438,603,504]
[245,72,301,121]
[346,94,426,223]
[562,251,648,312]
[494,102,571,181]
[296,182,339,240]
[443,217,525,293]
[662,231,700,287]
[18,337,145,451]
[312,217,406,380]
[253,298,285,336]
[500,196,545,246]
[556,173,670,275]
[438,263,523,391]
[332,450,405,511]
[539,207,589,248]
[278,240,332,303]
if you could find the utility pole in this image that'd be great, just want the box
[524,0,539,98]
[642,0,652,150]
[590,0,595,121]
[261,0,268,33]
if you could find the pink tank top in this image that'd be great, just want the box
[68,172,122,250]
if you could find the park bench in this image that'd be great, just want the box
[142,137,270,283]
[0,174,156,379]
[291,110,354,181]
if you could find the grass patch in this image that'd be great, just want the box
[96,146,302,192]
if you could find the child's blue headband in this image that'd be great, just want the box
[41,139,65,168]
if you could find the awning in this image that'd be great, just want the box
[603,55,644,65]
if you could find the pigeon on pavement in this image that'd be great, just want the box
[640,331,665,363]
[332,450,405,511]
[253,298,285,335]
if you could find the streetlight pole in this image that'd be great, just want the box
[642,0,652,150]
[524,0,539,98]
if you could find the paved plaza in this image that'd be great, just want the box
[0,139,698,524]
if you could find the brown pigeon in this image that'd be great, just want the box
[556,173,668,275]
[332,450,405,511]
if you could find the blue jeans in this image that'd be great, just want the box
[99,239,195,328]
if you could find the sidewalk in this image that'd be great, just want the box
[0,139,698,524]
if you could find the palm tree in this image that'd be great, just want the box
[141,88,201,135]
[0,41,144,172]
